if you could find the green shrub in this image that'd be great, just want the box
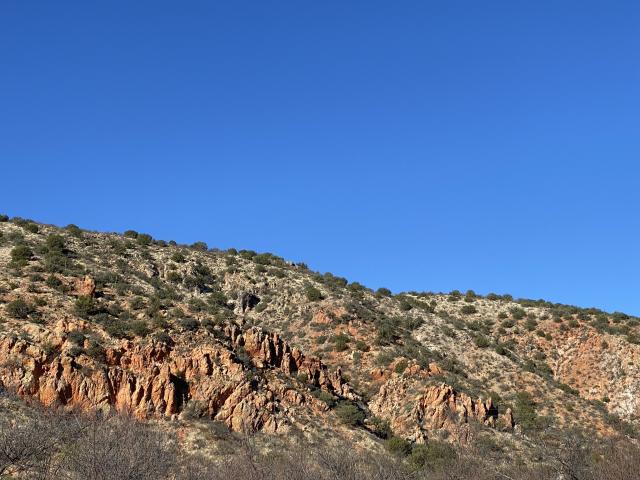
[136,233,152,246]
[180,317,199,331]
[129,296,145,310]
[460,305,477,315]
[123,230,138,238]
[304,285,323,302]
[154,331,173,345]
[46,234,66,253]
[23,223,39,233]
[399,300,413,311]
[514,391,538,431]
[376,287,392,297]
[65,224,83,237]
[10,245,33,265]
[394,359,408,374]
[171,251,186,263]
[85,342,106,363]
[314,390,336,408]
[334,402,364,426]
[510,307,526,320]
[474,335,490,348]
[191,241,208,251]
[75,296,95,318]
[384,436,412,457]
[370,416,392,439]
[45,275,63,290]
[131,321,151,336]
[355,340,370,352]
[333,333,350,352]
[6,298,33,319]
[408,441,457,470]
[0,214,8,222]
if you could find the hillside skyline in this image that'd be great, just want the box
[1,1,638,315]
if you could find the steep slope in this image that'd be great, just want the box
[0,216,638,459]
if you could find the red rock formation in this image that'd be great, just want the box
[370,378,513,443]
[0,324,355,434]
[74,276,96,297]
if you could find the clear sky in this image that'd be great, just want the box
[1,1,638,314]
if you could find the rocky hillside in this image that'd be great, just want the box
[0,215,638,465]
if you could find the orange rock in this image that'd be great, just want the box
[75,275,96,297]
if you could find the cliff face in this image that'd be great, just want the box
[0,320,359,434]
[0,218,638,453]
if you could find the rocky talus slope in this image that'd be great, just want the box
[0,217,638,459]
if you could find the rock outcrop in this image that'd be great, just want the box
[370,377,514,443]
[0,323,355,434]
[74,275,96,297]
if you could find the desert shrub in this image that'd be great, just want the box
[398,300,413,311]
[21,222,39,233]
[375,351,395,367]
[45,275,63,290]
[65,224,82,237]
[510,307,526,320]
[171,251,186,263]
[0,214,8,222]
[408,440,457,470]
[355,340,370,352]
[85,342,106,363]
[136,233,152,246]
[394,359,408,374]
[304,285,323,302]
[335,402,364,426]
[130,321,151,336]
[474,335,490,348]
[166,271,182,283]
[123,230,138,238]
[154,331,173,345]
[376,287,392,297]
[67,330,86,345]
[191,241,208,251]
[370,416,392,439]
[129,296,145,310]
[514,391,538,430]
[460,305,477,315]
[6,298,33,319]
[375,317,400,345]
[10,245,33,265]
[74,296,95,318]
[314,390,336,408]
[333,333,350,352]
[494,344,508,355]
[384,436,412,457]
[179,317,199,331]
[46,234,66,253]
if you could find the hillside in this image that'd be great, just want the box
[1,215,639,478]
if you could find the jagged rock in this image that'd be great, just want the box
[0,323,355,434]
[370,379,511,442]
[74,276,96,297]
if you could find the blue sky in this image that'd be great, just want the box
[1,1,638,314]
